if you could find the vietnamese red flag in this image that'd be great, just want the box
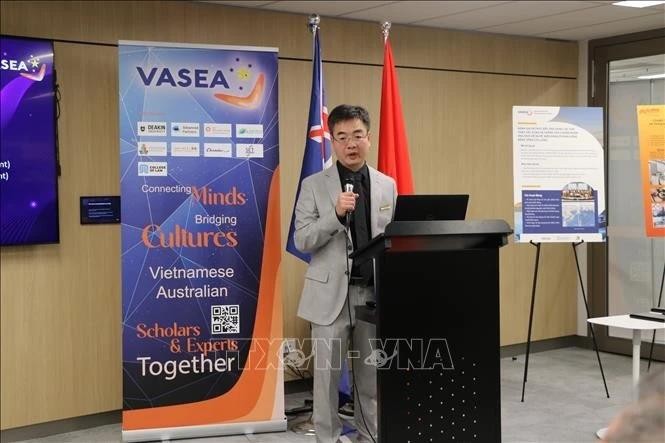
[378,37,414,194]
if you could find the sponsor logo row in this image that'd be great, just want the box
[138,142,263,159]
[137,122,263,138]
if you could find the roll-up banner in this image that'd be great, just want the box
[119,41,284,442]
[637,105,665,237]
[513,106,606,243]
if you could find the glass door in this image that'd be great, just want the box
[607,55,664,342]
[589,29,665,359]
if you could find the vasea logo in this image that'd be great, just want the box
[1,56,46,81]
[136,67,230,89]
[1,59,29,71]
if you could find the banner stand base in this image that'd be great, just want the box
[122,418,287,442]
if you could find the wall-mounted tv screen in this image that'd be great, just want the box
[80,196,120,225]
[1,35,59,246]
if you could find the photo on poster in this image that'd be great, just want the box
[649,160,665,186]
[652,203,665,227]
[561,182,596,228]
[650,186,665,204]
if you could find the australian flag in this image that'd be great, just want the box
[286,28,332,262]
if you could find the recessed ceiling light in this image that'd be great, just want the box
[637,73,665,79]
[612,1,665,7]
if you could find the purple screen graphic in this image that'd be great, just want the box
[1,36,59,245]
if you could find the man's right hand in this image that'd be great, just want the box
[335,191,358,217]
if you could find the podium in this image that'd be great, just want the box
[351,220,512,443]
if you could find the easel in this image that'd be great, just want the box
[521,240,610,402]
[647,262,665,371]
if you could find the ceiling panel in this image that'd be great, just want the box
[342,1,509,24]
[415,1,600,29]
[479,4,661,35]
[536,12,665,41]
[202,1,665,41]
[259,1,395,16]
[204,1,277,7]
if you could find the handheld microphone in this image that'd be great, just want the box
[344,178,354,227]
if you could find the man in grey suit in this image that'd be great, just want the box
[294,104,397,443]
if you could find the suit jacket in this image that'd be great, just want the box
[294,164,397,325]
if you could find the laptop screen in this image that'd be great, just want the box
[393,195,469,221]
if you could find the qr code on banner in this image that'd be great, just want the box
[211,305,240,334]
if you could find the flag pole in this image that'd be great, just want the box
[308,13,320,36]
[287,12,332,261]
[381,21,391,43]
[378,19,415,194]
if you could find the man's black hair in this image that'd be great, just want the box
[328,104,370,133]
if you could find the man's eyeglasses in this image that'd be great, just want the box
[332,133,368,144]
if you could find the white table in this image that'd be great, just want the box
[587,314,665,439]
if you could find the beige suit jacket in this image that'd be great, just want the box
[294,164,397,325]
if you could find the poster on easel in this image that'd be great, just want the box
[119,40,284,442]
[637,105,665,237]
[513,106,606,243]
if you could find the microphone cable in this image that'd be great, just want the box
[343,212,377,443]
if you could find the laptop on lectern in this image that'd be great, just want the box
[393,194,469,221]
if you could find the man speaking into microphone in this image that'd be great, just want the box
[294,104,397,442]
